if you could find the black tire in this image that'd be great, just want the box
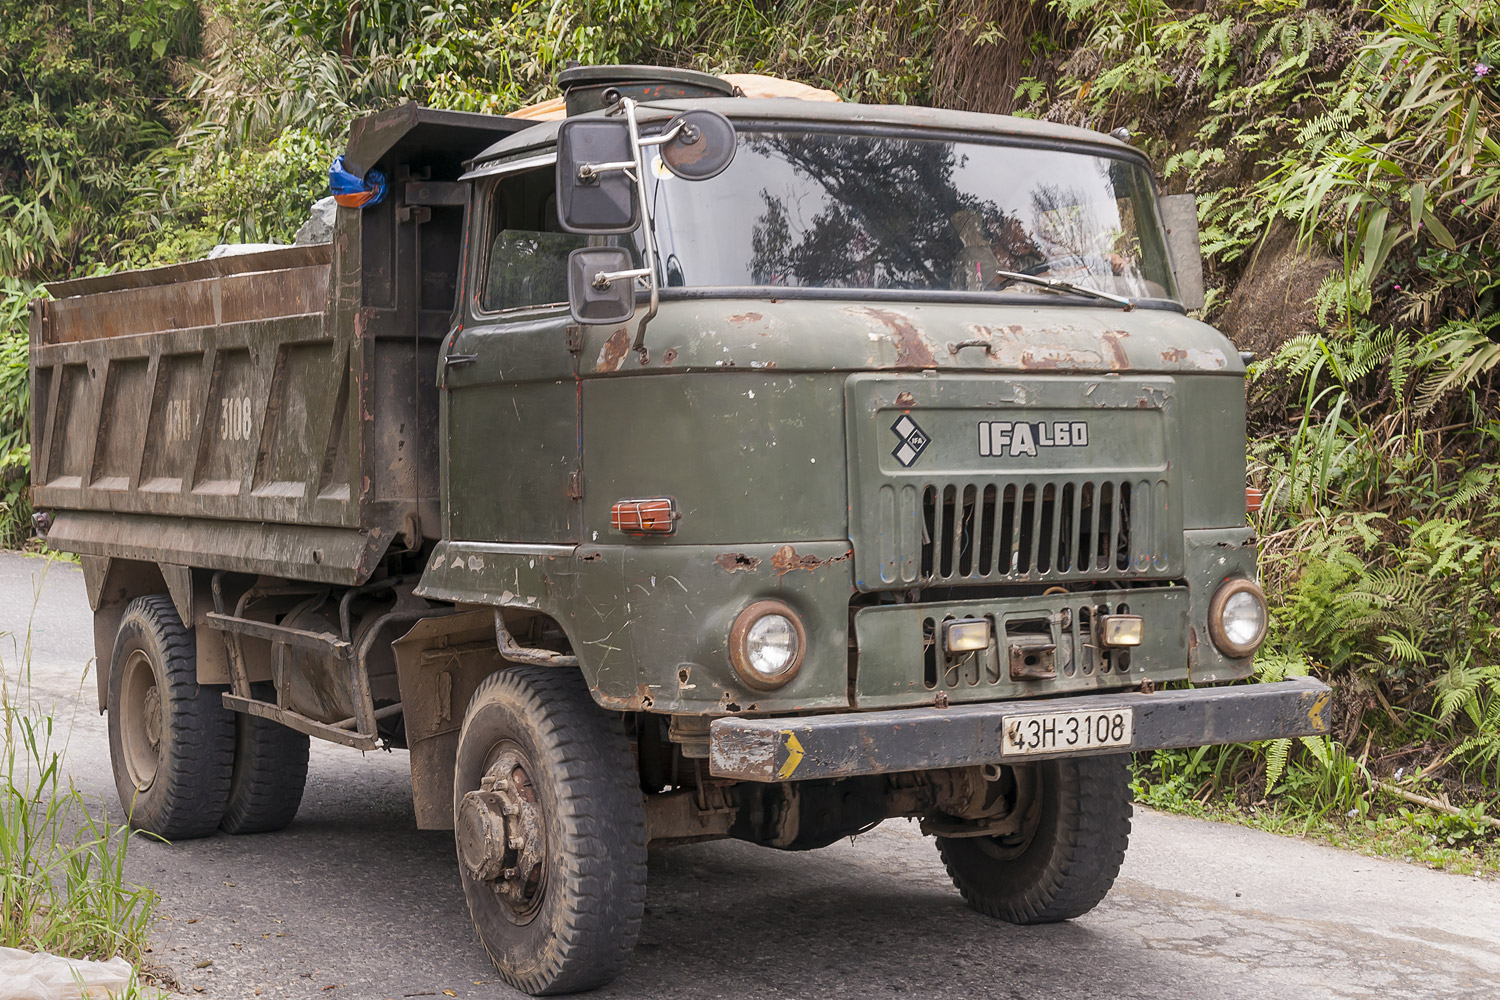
[106,595,235,840]
[936,754,1132,923]
[454,666,647,995]
[220,683,310,835]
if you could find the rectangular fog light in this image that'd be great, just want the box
[1099,615,1145,647]
[944,618,992,654]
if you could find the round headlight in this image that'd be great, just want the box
[729,600,806,689]
[1208,578,1268,658]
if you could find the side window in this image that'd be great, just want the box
[480,164,587,312]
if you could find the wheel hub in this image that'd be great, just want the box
[456,790,510,882]
[119,649,163,791]
[143,697,162,751]
[978,765,1043,861]
[457,748,546,920]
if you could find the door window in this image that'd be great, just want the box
[479,165,586,312]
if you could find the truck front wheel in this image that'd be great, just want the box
[453,666,647,995]
[935,754,1132,923]
[106,595,235,840]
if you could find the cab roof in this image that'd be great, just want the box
[467,97,1140,169]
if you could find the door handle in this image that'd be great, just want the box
[443,353,478,367]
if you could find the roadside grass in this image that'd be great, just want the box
[1134,747,1500,879]
[0,587,163,997]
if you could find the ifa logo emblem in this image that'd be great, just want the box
[890,415,930,468]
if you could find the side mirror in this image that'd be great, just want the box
[567,247,639,325]
[556,110,740,234]
[1158,194,1205,311]
[556,119,639,234]
[657,110,737,180]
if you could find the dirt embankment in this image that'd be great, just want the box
[1216,224,1339,358]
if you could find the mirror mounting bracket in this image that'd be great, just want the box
[619,98,664,364]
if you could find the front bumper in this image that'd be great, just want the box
[708,677,1331,782]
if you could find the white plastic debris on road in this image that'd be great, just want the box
[0,946,134,1000]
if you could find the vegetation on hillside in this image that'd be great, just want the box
[2,0,1499,859]
[1024,0,1500,851]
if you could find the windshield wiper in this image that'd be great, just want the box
[991,270,1135,311]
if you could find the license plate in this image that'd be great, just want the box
[1000,707,1134,757]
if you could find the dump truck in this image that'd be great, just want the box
[30,65,1332,995]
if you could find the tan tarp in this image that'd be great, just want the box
[506,73,839,121]
[507,96,567,121]
[721,73,841,103]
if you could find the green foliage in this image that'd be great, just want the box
[1132,734,1369,827]
[1242,301,1500,793]
[0,0,199,280]
[1386,802,1494,847]
[2,617,159,970]
[1261,1,1500,325]
[141,126,338,254]
[1441,658,1500,783]
[0,280,32,548]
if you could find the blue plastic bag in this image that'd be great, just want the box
[329,155,387,208]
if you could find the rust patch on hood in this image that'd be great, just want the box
[594,327,630,372]
[960,323,1114,371]
[771,545,852,576]
[1169,347,1228,370]
[727,311,764,325]
[715,552,761,573]
[896,391,916,406]
[1019,346,1106,369]
[1100,330,1131,369]
[862,307,936,369]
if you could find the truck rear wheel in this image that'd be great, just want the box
[220,683,310,835]
[453,666,647,995]
[106,595,235,840]
[935,754,1132,923]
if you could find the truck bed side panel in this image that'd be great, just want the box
[31,248,364,530]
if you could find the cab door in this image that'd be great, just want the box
[441,157,584,543]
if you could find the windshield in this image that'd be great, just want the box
[644,130,1177,302]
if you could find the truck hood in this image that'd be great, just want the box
[585,297,1242,377]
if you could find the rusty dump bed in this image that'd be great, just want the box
[30,105,529,585]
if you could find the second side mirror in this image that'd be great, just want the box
[567,247,639,325]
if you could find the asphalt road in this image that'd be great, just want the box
[4,551,1499,1000]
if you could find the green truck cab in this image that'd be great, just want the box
[29,66,1330,994]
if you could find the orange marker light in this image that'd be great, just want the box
[1246,487,1264,514]
[611,498,679,535]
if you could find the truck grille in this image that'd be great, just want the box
[845,373,1183,593]
[872,477,1175,588]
